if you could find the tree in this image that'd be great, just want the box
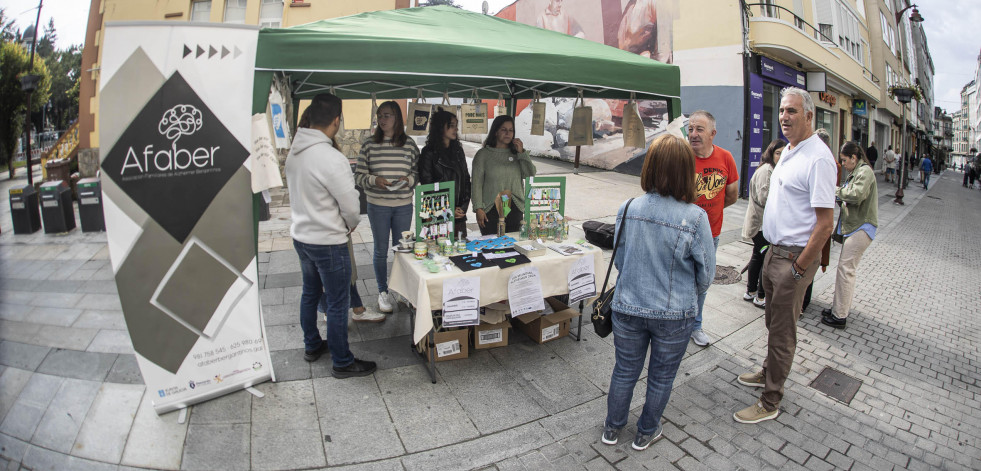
[422,0,460,7]
[0,8,19,43]
[39,44,80,131]
[36,18,55,58]
[0,41,51,178]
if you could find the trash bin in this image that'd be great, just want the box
[9,184,41,234]
[77,177,105,232]
[39,181,76,234]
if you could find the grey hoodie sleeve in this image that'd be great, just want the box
[320,149,361,232]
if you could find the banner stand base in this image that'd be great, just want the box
[177,408,187,424]
[246,387,265,398]
[153,372,272,415]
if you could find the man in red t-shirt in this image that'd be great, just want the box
[687,110,739,347]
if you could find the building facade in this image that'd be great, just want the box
[77,0,412,161]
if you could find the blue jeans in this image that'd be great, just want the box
[693,236,720,331]
[606,312,694,435]
[923,172,930,188]
[319,283,363,313]
[367,203,413,293]
[293,240,354,368]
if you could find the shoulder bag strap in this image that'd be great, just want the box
[598,197,634,294]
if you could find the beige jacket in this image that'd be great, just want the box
[741,163,773,239]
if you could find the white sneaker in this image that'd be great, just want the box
[743,291,756,301]
[753,297,765,308]
[691,329,712,346]
[377,291,394,313]
[352,308,386,323]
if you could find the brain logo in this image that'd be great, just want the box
[158,104,203,143]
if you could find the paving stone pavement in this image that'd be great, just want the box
[0,166,977,470]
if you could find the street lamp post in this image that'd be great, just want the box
[21,0,44,187]
[893,87,916,205]
[895,4,923,25]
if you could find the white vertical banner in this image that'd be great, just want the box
[99,22,272,414]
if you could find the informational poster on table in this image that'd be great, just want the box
[567,255,596,303]
[442,277,480,327]
[508,266,545,316]
[99,22,273,414]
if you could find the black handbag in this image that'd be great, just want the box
[591,198,634,338]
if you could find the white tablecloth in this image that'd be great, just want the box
[388,244,605,344]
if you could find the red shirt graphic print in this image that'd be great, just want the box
[694,146,738,238]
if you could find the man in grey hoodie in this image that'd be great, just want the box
[286,93,377,378]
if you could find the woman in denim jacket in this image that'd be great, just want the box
[602,134,716,451]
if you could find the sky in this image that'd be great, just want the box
[2,0,977,113]
[1,0,90,49]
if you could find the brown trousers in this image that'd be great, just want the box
[759,245,819,411]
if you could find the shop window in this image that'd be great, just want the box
[224,0,247,24]
[816,109,836,147]
[190,0,211,22]
[260,0,284,28]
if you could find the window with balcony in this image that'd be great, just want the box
[190,1,211,22]
[224,0,247,24]
[259,0,284,28]
[819,23,834,41]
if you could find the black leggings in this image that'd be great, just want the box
[746,231,768,299]
[479,206,523,235]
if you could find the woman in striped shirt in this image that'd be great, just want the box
[355,101,419,314]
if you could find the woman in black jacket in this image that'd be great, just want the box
[420,110,472,239]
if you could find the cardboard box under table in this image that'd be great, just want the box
[512,297,580,344]
[387,238,603,381]
[419,327,470,362]
[472,320,509,349]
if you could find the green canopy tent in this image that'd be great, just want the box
[252,6,682,162]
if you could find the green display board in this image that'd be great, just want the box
[414,181,456,242]
[523,176,567,240]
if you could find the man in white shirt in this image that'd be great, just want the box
[733,87,836,424]
[883,146,896,183]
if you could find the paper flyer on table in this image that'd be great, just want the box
[442,277,480,327]
[507,266,545,316]
[568,255,597,303]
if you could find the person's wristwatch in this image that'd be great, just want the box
[791,261,804,280]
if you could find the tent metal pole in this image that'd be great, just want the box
[574,146,581,175]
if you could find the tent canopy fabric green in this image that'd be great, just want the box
[254,6,680,103]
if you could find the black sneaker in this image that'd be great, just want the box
[632,425,663,451]
[332,358,377,379]
[601,427,620,445]
[303,342,329,362]
[821,314,847,329]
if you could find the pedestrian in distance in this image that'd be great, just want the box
[285,93,378,377]
[742,139,786,310]
[472,115,537,235]
[866,141,878,173]
[419,110,472,239]
[734,87,836,424]
[822,141,878,329]
[884,145,896,183]
[355,101,420,315]
[687,110,739,347]
[601,134,716,451]
[920,155,933,190]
